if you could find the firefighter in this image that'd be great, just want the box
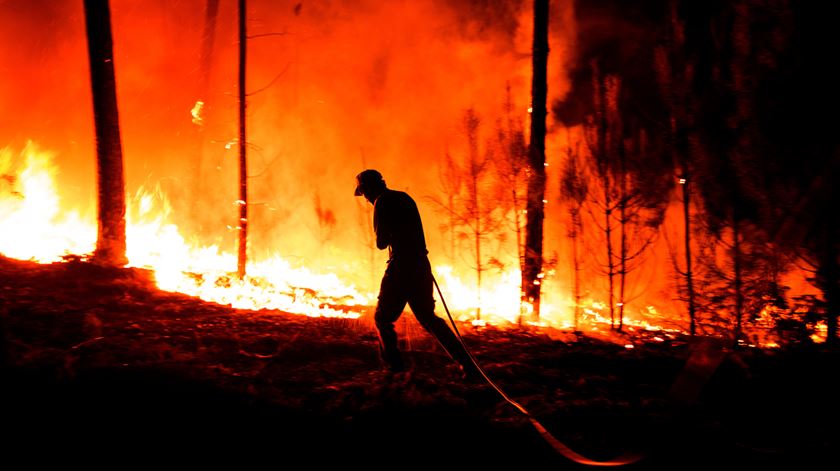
[354,169,480,379]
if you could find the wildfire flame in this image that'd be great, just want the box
[2,143,813,348]
[1,143,566,323]
[1,143,367,318]
[0,143,95,261]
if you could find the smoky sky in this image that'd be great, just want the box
[553,0,666,126]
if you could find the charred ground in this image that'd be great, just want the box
[0,256,835,468]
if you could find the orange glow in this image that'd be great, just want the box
[0,1,820,346]
[0,144,592,327]
[1,143,368,318]
[0,143,95,262]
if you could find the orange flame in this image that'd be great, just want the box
[0,143,574,324]
[2,143,809,348]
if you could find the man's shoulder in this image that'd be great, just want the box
[380,189,415,205]
[393,189,417,202]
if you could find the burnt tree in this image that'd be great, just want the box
[689,0,786,346]
[583,64,618,328]
[615,127,667,331]
[737,1,840,345]
[84,0,127,266]
[523,0,549,319]
[237,0,248,279]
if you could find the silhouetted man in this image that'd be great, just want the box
[354,169,480,379]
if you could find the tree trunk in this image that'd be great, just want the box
[449,193,456,264]
[561,137,586,332]
[823,265,839,347]
[733,215,743,347]
[473,173,482,321]
[237,0,248,279]
[682,170,696,336]
[513,187,524,325]
[617,128,628,332]
[595,72,615,329]
[605,175,615,328]
[84,0,127,267]
[660,0,696,336]
[817,222,839,346]
[523,0,549,319]
[572,209,582,332]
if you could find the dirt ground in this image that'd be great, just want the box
[1,256,836,468]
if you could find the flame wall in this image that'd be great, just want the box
[1,0,575,300]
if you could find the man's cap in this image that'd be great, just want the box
[354,169,384,196]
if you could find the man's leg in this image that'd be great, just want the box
[408,267,478,375]
[375,269,408,372]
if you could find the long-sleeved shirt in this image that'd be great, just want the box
[373,189,428,260]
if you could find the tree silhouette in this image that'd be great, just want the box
[494,84,529,323]
[655,0,698,335]
[83,0,127,267]
[436,150,463,264]
[559,130,587,331]
[523,0,549,320]
[582,63,618,328]
[614,126,668,331]
[689,0,797,346]
[429,108,504,321]
[236,0,248,279]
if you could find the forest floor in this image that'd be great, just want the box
[0,255,836,469]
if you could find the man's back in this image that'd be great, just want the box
[373,189,427,258]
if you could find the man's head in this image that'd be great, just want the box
[354,169,386,203]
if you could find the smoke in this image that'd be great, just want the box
[553,0,665,126]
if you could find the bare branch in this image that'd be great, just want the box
[247,62,292,96]
[247,31,288,40]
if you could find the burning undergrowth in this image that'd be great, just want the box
[4,142,797,341]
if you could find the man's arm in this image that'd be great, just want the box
[373,197,390,250]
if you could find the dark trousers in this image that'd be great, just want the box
[374,256,473,371]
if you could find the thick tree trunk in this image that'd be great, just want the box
[237,0,248,279]
[523,0,549,319]
[84,0,127,267]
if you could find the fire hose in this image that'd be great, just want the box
[432,274,645,467]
